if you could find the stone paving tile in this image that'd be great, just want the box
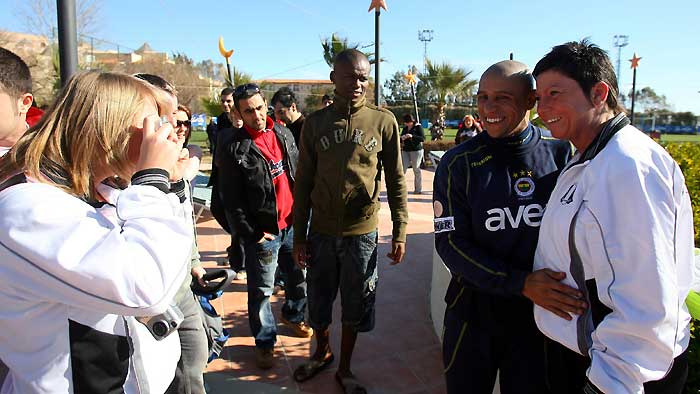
[201,169,443,393]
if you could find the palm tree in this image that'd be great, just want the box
[419,59,475,123]
[223,68,252,88]
[321,33,375,68]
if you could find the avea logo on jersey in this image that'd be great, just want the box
[484,203,544,231]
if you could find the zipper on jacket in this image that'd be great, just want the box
[248,140,279,235]
[278,131,294,183]
[337,101,353,231]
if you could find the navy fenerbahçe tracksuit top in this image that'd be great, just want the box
[434,124,573,325]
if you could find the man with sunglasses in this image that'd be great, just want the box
[292,49,408,394]
[216,83,311,370]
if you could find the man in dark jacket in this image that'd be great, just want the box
[271,87,305,146]
[207,87,235,156]
[216,83,311,370]
[433,60,578,393]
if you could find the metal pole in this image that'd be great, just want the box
[410,83,419,123]
[374,9,380,106]
[226,60,233,87]
[57,0,79,87]
[630,67,637,125]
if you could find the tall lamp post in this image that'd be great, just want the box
[405,67,419,123]
[629,53,641,125]
[368,0,387,106]
[418,29,433,73]
[613,35,629,103]
[57,0,78,87]
[218,36,234,87]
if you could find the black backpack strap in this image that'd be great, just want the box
[0,173,27,193]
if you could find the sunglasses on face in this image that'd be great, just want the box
[233,83,261,99]
[176,120,191,127]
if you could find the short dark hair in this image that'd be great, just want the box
[322,94,333,102]
[533,39,623,114]
[133,73,177,96]
[402,113,415,123]
[220,87,235,97]
[271,87,297,108]
[334,49,369,69]
[232,83,263,109]
[0,47,32,98]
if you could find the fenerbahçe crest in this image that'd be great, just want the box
[512,170,535,198]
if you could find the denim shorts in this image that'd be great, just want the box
[306,230,378,332]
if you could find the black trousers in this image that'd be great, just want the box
[442,306,549,394]
[544,338,688,394]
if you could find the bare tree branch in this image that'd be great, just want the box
[13,0,102,38]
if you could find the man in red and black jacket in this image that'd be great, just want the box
[216,83,312,370]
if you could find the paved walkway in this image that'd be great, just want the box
[196,169,444,394]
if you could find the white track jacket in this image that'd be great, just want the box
[534,124,694,393]
[0,180,191,394]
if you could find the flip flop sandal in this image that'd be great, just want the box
[334,373,368,394]
[293,354,335,382]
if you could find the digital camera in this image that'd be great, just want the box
[136,304,184,341]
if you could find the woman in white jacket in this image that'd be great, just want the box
[0,71,192,393]
[529,40,693,394]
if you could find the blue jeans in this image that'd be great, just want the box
[245,226,307,349]
[307,231,378,332]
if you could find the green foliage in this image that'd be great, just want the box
[321,33,375,68]
[663,142,700,245]
[304,85,335,113]
[629,86,670,112]
[223,68,252,88]
[200,96,222,117]
[383,71,414,106]
[385,105,476,125]
[663,142,700,393]
[418,59,475,123]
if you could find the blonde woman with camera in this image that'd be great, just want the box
[0,71,192,393]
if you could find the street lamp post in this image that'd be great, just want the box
[57,0,79,87]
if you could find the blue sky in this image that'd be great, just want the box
[2,0,699,113]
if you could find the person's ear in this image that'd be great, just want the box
[590,82,610,108]
[290,102,297,112]
[18,93,33,116]
[330,70,335,83]
[524,90,537,110]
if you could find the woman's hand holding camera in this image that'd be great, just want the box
[136,115,182,175]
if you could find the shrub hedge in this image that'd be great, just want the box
[663,142,700,393]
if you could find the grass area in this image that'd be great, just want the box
[189,130,209,147]
[426,128,457,142]
[660,134,700,143]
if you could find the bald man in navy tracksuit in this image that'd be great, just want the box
[433,60,574,394]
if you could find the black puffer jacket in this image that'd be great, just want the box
[400,124,425,151]
[216,123,298,242]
